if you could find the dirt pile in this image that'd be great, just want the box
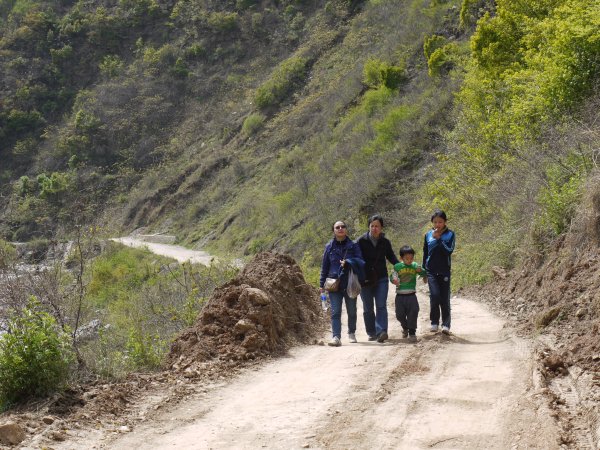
[460,177,600,447]
[167,252,325,371]
[466,175,600,375]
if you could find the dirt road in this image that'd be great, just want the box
[47,285,559,449]
[111,237,214,265]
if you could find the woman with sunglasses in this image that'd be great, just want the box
[319,220,364,347]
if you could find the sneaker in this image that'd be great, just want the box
[377,332,388,343]
[328,336,341,347]
[348,333,357,343]
[408,335,417,343]
[401,329,409,338]
[441,325,450,335]
[430,324,439,333]
[368,335,377,341]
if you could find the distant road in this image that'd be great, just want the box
[111,237,214,266]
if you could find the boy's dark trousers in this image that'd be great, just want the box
[395,293,420,334]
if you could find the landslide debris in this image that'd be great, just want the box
[167,251,325,372]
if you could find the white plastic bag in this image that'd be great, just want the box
[347,268,361,298]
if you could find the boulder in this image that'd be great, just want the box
[0,422,26,445]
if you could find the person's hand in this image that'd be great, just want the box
[319,287,325,293]
[432,228,442,239]
[422,277,428,284]
[340,259,346,267]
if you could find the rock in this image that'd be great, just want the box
[544,354,566,371]
[42,416,55,425]
[491,266,507,280]
[0,422,26,445]
[118,426,131,433]
[575,308,586,319]
[233,319,256,335]
[49,430,67,441]
[242,287,270,306]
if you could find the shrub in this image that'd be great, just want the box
[0,298,74,407]
[427,43,459,77]
[242,113,265,136]
[423,35,446,60]
[207,11,239,31]
[255,56,308,109]
[0,239,16,270]
[538,154,588,235]
[99,55,124,78]
[362,58,406,89]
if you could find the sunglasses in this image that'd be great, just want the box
[334,225,347,230]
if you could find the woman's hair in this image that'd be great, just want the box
[368,214,384,227]
[331,221,347,232]
[430,209,447,222]
[399,245,415,257]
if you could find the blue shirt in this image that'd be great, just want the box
[422,228,455,275]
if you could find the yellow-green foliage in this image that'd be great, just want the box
[255,56,308,108]
[0,239,16,269]
[362,58,406,89]
[538,152,588,235]
[0,298,74,407]
[427,0,600,212]
[99,55,124,78]
[242,113,265,136]
[83,243,238,376]
[421,0,599,283]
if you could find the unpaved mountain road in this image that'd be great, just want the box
[47,304,559,447]
[41,240,560,449]
[111,237,214,265]
[103,295,558,450]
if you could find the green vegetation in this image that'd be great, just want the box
[1,0,599,293]
[420,0,600,286]
[254,56,308,109]
[0,298,74,408]
[80,243,238,377]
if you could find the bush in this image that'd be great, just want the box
[255,56,308,109]
[0,298,74,408]
[362,58,406,89]
[99,55,124,78]
[0,239,16,270]
[207,11,239,31]
[423,35,446,60]
[242,113,265,136]
[427,43,459,77]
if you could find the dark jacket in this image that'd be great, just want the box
[338,257,366,291]
[423,227,455,275]
[319,237,363,288]
[355,232,399,285]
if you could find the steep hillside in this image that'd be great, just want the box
[0,0,469,263]
[1,0,599,291]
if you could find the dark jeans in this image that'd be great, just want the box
[329,290,357,339]
[360,276,389,337]
[395,293,419,334]
[427,273,451,328]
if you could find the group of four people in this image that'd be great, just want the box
[318,212,455,347]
